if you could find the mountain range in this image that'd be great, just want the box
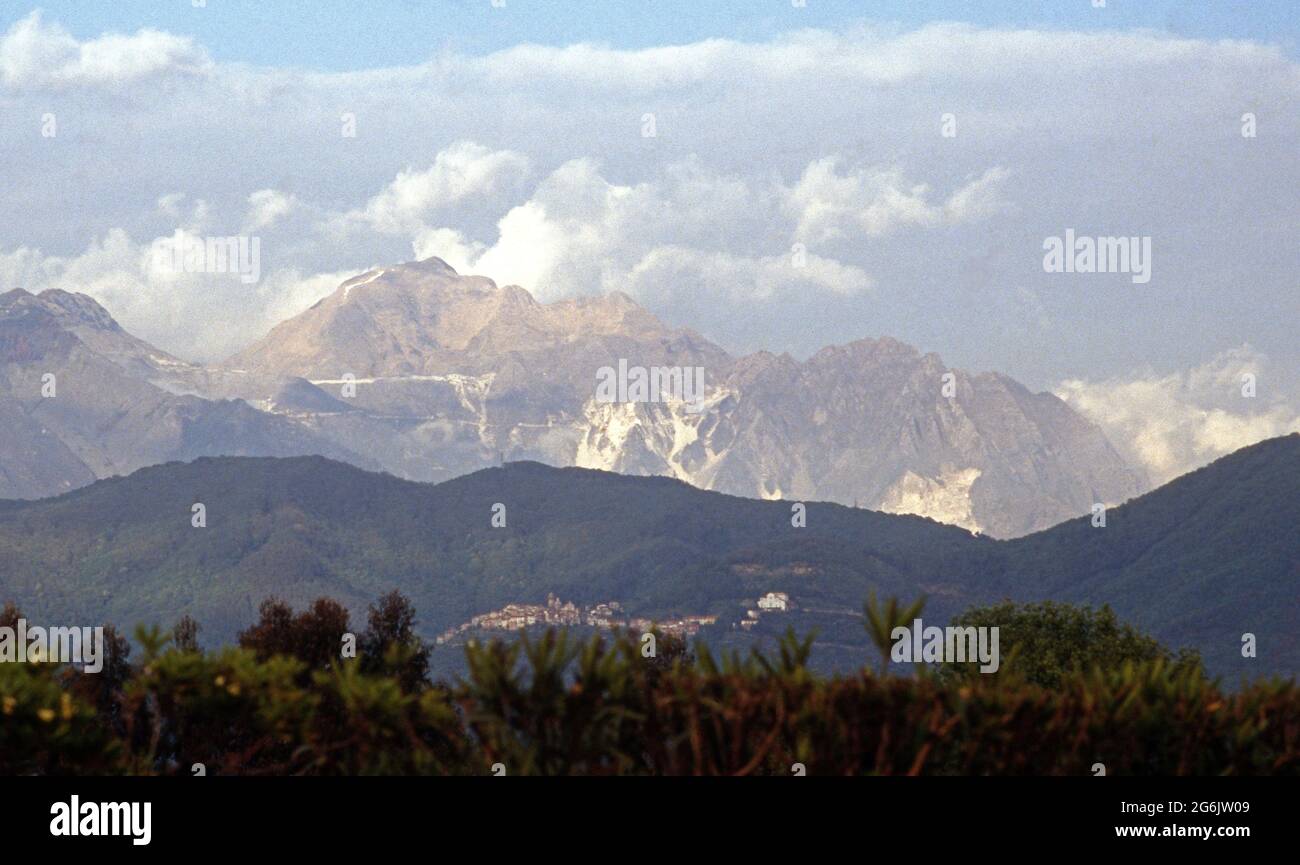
[0,259,1146,537]
[0,434,1294,679]
[0,287,376,499]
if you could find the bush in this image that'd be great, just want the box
[1,597,1296,775]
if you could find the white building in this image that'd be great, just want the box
[756,592,789,612]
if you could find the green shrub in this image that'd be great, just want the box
[0,657,121,775]
[1,599,1296,776]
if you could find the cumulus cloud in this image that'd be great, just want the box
[0,137,900,357]
[243,190,300,233]
[785,161,1011,243]
[1055,347,1300,486]
[410,153,961,304]
[0,230,349,362]
[350,141,531,235]
[0,11,208,88]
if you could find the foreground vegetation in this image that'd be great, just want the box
[1,595,1297,775]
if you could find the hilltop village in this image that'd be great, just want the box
[435,592,792,644]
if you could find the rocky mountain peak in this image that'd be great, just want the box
[0,287,159,369]
[0,264,1148,539]
[227,259,717,378]
[403,256,460,276]
[0,288,122,332]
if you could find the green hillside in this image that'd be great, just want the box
[1003,433,1300,681]
[0,434,1295,680]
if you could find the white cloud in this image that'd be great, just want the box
[156,193,186,220]
[0,16,1295,385]
[243,190,299,233]
[1055,347,1300,486]
[0,230,347,362]
[784,160,1011,243]
[410,227,483,275]
[0,11,208,88]
[626,246,872,302]
[408,152,945,304]
[151,195,211,234]
[461,25,1284,90]
[8,144,884,351]
[351,141,530,235]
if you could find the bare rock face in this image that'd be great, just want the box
[216,259,1145,536]
[0,288,372,498]
[561,336,1145,538]
[0,260,1146,535]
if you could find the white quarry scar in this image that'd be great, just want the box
[878,467,983,533]
[342,269,384,300]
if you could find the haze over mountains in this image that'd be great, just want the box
[0,259,1146,537]
[0,287,376,499]
[0,434,1293,679]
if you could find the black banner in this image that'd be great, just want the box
[1,777,1281,852]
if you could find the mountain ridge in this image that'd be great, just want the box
[0,260,1144,535]
[0,432,1293,679]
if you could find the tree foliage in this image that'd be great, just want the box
[938,600,1204,687]
[0,594,1293,776]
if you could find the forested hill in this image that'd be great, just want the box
[0,434,1295,679]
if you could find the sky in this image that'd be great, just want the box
[0,2,1297,480]
[18,1,1300,69]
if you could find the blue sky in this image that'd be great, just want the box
[17,0,1300,69]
